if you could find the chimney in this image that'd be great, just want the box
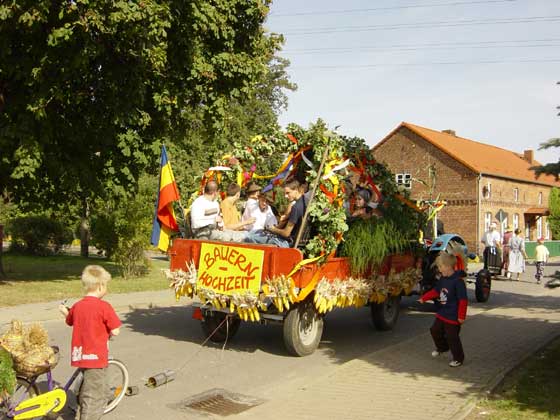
[442,129,456,136]
[523,149,534,164]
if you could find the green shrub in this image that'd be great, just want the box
[7,216,73,255]
[91,174,156,278]
[114,238,151,278]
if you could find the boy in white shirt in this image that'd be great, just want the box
[249,192,277,231]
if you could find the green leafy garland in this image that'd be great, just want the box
[198,120,424,265]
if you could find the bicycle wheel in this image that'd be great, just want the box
[104,359,129,414]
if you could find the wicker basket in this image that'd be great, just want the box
[13,346,59,378]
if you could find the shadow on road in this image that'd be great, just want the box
[121,284,560,420]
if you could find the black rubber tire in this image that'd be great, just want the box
[371,295,401,331]
[475,269,492,302]
[201,311,241,343]
[283,302,324,357]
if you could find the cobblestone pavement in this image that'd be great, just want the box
[233,260,560,420]
[2,259,559,420]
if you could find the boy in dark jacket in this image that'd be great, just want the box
[419,252,468,367]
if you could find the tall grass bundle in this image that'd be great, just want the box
[340,219,410,276]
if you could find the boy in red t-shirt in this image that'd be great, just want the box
[59,265,121,420]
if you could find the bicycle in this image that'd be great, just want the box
[1,346,129,419]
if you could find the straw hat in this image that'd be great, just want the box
[246,182,261,194]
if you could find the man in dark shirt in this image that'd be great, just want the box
[251,177,306,248]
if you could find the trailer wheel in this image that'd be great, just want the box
[475,269,492,302]
[201,311,241,343]
[283,302,323,357]
[371,295,401,331]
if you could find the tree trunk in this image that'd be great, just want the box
[80,197,90,258]
[0,224,5,278]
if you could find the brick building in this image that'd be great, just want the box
[372,122,559,254]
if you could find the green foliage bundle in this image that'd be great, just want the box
[7,216,73,255]
[211,120,425,263]
[548,187,560,239]
[222,120,348,259]
[0,346,16,396]
[339,219,410,276]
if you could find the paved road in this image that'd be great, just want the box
[2,261,559,419]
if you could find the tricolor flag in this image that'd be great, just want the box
[150,145,181,251]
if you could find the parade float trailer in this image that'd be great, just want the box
[165,123,488,356]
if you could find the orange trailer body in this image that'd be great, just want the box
[169,239,416,290]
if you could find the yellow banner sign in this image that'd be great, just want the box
[197,243,264,296]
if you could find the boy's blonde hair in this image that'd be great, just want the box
[82,265,111,292]
[434,252,457,270]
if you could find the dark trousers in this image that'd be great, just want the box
[535,261,545,281]
[483,246,501,271]
[430,317,464,363]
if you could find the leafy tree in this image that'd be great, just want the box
[167,54,296,196]
[548,187,560,239]
[0,0,282,256]
[533,138,560,180]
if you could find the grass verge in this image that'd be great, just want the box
[468,336,560,419]
[0,254,170,307]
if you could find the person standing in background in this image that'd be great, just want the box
[534,238,550,284]
[481,221,502,271]
[507,228,528,281]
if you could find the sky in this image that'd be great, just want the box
[265,0,560,165]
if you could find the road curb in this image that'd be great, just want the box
[0,292,188,328]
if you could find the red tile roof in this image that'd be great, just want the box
[374,122,560,187]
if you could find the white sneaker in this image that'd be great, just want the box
[431,350,447,357]
[449,360,463,367]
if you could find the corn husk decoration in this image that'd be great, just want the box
[25,324,49,349]
[0,320,25,357]
[164,260,197,301]
[314,277,373,314]
[262,275,297,313]
[1,321,57,378]
[313,267,422,314]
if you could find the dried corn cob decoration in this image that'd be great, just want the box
[164,260,197,301]
[313,277,374,314]
[262,275,296,313]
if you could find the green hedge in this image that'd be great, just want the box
[7,216,73,255]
